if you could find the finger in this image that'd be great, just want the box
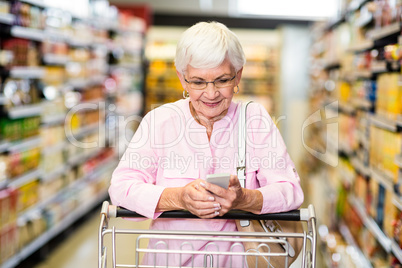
[228,175,240,187]
[190,184,216,201]
[201,181,227,197]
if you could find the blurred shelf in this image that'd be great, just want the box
[7,136,41,152]
[351,98,373,110]
[348,40,374,53]
[370,167,394,192]
[10,66,46,79]
[348,0,372,12]
[351,157,371,177]
[7,103,43,119]
[11,26,46,42]
[68,147,102,167]
[391,241,402,264]
[397,115,402,127]
[8,168,42,188]
[0,13,15,25]
[324,60,341,70]
[68,123,102,139]
[370,114,400,132]
[41,113,66,126]
[396,155,402,168]
[0,140,9,153]
[353,70,372,79]
[339,222,373,268]
[20,0,47,8]
[2,189,108,268]
[349,195,392,252]
[41,141,67,155]
[41,164,69,183]
[43,54,70,65]
[368,22,401,41]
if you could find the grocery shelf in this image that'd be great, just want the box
[9,66,46,79]
[368,22,401,41]
[11,26,46,42]
[2,189,109,268]
[347,0,372,13]
[0,140,10,153]
[370,167,394,192]
[391,241,402,264]
[351,98,372,110]
[41,141,67,155]
[348,40,374,53]
[20,0,47,8]
[370,114,399,132]
[349,195,392,252]
[8,168,42,188]
[43,54,70,65]
[396,155,402,168]
[41,113,66,126]
[7,103,43,119]
[0,13,15,25]
[338,222,373,268]
[68,147,102,167]
[397,115,402,127]
[68,123,102,140]
[351,157,371,177]
[7,136,42,152]
[41,164,69,183]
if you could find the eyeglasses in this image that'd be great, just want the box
[184,75,236,90]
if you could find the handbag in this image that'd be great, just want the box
[235,101,303,267]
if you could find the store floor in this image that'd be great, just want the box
[32,206,151,268]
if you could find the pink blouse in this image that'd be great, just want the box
[108,98,303,267]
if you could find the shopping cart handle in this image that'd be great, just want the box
[115,206,301,221]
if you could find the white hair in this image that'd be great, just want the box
[175,21,246,73]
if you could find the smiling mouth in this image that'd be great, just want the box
[202,100,222,107]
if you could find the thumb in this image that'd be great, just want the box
[229,175,240,187]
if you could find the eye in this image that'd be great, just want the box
[215,79,230,85]
[191,81,205,86]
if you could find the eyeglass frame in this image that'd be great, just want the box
[183,74,237,90]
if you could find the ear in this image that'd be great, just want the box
[176,70,187,89]
[235,67,243,86]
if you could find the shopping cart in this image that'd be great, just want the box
[99,201,316,268]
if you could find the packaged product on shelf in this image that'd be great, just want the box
[8,147,40,178]
[17,179,39,213]
[3,39,40,67]
[384,188,398,237]
[370,177,380,219]
[0,223,17,264]
[39,174,64,201]
[0,1,10,14]
[0,155,9,183]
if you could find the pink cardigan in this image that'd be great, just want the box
[108,98,303,267]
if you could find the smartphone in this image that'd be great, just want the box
[206,173,231,189]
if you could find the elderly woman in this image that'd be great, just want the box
[109,21,304,267]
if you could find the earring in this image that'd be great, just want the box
[234,86,239,94]
[183,90,189,98]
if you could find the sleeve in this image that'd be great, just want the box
[108,112,166,219]
[247,103,304,214]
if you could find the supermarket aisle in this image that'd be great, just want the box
[32,206,151,268]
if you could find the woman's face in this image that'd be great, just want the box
[177,58,243,124]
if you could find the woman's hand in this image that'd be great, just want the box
[156,179,222,219]
[179,179,223,218]
[201,175,263,216]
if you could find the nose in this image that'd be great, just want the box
[203,82,219,98]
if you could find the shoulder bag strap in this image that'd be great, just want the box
[237,101,252,228]
[237,101,252,188]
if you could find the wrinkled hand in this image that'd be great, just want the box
[180,179,222,219]
[200,175,245,216]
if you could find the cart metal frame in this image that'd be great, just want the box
[99,201,316,268]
